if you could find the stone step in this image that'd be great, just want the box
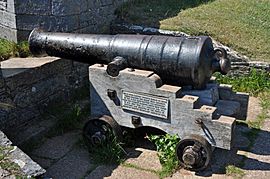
[4,117,57,150]
[0,130,45,177]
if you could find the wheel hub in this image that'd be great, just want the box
[83,115,123,149]
[176,135,212,171]
[91,132,106,145]
[182,146,200,166]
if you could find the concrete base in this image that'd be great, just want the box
[88,65,247,150]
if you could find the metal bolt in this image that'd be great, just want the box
[107,89,117,100]
[128,68,135,72]
[131,116,141,125]
[195,118,203,125]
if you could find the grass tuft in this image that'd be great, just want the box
[0,38,31,61]
[53,104,87,133]
[226,165,245,178]
[0,38,17,61]
[88,132,127,165]
[17,41,31,58]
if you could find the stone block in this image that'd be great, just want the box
[74,24,98,34]
[0,10,16,28]
[31,132,80,160]
[9,146,46,176]
[0,130,12,146]
[15,0,51,15]
[182,83,219,106]
[52,0,81,16]
[85,165,117,179]
[17,14,79,32]
[125,148,162,171]
[6,0,15,13]
[0,24,17,41]
[16,29,30,40]
[0,0,15,13]
[218,84,249,119]
[79,11,94,28]
[0,0,7,11]
[86,165,159,179]
[6,118,56,147]
[44,146,94,179]
[54,15,80,32]
[100,0,113,7]
[215,100,240,117]
[0,130,46,177]
[16,14,50,31]
[2,56,53,73]
[80,0,88,12]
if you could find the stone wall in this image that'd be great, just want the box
[0,57,89,131]
[0,0,17,41]
[0,0,128,41]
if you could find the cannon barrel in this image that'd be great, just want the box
[28,29,230,89]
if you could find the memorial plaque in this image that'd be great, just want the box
[121,91,169,119]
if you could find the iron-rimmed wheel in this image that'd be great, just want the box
[83,115,122,148]
[176,135,212,171]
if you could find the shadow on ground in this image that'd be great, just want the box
[115,0,215,28]
[195,124,270,177]
[87,123,270,179]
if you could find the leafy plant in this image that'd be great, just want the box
[147,134,180,177]
[215,69,270,96]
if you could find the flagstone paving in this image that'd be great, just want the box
[3,96,268,179]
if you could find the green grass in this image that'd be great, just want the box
[0,38,16,60]
[0,38,31,60]
[46,103,89,136]
[215,69,270,96]
[17,41,31,58]
[117,0,270,61]
[226,165,245,178]
[87,133,127,165]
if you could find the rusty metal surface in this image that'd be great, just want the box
[176,134,212,171]
[28,29,230,89]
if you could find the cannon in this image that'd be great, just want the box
[29,29,230,89]
[28,29,245,171]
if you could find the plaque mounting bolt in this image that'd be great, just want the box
[131,116,141,126]
[107,89,117,100]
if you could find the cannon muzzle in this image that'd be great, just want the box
[28,28,230,89]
